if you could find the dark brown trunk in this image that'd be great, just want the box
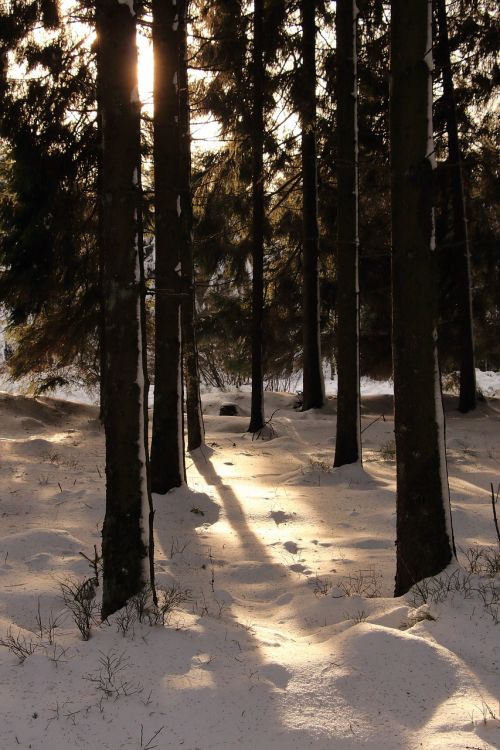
[334,0,361,467]
[150,0,186,492]
[96,81,106,425]
[248,0,265,434]
[391,0,455,597]
[300,0,324,411]
[435,0,476,413]
[97,0,150,618]
[179,0,205,452]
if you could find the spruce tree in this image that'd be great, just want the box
[248,0,266,433]
[96,0,152,617]
[300,0,325,410]
[150,0,187,492]
[391,0,455,596]
[435,0,476,412]
[334,0,361,467]
[179,0,205,451]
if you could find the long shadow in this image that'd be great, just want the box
[192,449,276,565]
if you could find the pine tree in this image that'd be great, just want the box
[300,0,325,410]
[334,0,361,467]
[0,1,100,394]
[150,0,187,493]
[390,0,455,596]
[248,0,266,433]
[179,0,205,451]
[434,0,476,412]
[96,0,152,617]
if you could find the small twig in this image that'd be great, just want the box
[209,548,215,592]
[491,483,500,546]
[141,725,165,750]
[252,409,280,441]
[361,414,386,434]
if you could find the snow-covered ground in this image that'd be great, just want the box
[0,387,499,749]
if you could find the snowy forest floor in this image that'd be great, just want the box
[0,387,499,749]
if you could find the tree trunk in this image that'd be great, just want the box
[96,0,151,618]
[300,0,325,411]
[435,0,476,413]
[150,0,186,492]
[334,0,361,467]
[179,0,205,452]
[248,0,265,434]
[391,0,455,596]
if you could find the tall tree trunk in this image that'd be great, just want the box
[435,0,476,413]
[96,0,151,618]
[150,0,186,492]
[334,0,361,467]
[300,0,325,411]
[391,0,455,596]
[248,0,265,434]
[96,81,106,424]
[179,0,205,451]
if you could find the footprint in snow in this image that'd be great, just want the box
[259,663,291,690]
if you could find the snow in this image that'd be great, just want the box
[0,386,499,749]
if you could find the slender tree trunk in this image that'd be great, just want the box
[391,0,455,596]
[96,82,106,424]
[300,0,325,411]
[334,0,361,467]
[96,0,151,618]
[179,0,205,451]
[150,0,186,492]
[248,0,265,434]
[435,0,476,413]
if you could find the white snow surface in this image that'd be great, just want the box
[0,387,499,749]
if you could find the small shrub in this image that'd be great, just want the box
[309,458,332,473]
[312,575,333,597]
[461,546,500,578]
[441,371,460,394]
[338,569,381,598]
[130,583,191,627]
[84,650,142,699]
[0,627,38,662]
[60,576,99,640]
[379,439,396,462]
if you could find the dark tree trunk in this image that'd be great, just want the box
[435,0,476,413]
[179,0,205,452]
[96,0,151,618]
[150,0,186,492]
[334,0,361,467]
[248,0,265,434]
[300,0,325,411]
[391,0,455,597]
[96,83,106,424]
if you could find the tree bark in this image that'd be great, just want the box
[150,0,186,492]
[300,0,325,411]
[391,0,455,596]
[435,0,476,413]
[96,0,151,618]
[334,0,361,467]
[179,0,205,451]
[248,0,265,434]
